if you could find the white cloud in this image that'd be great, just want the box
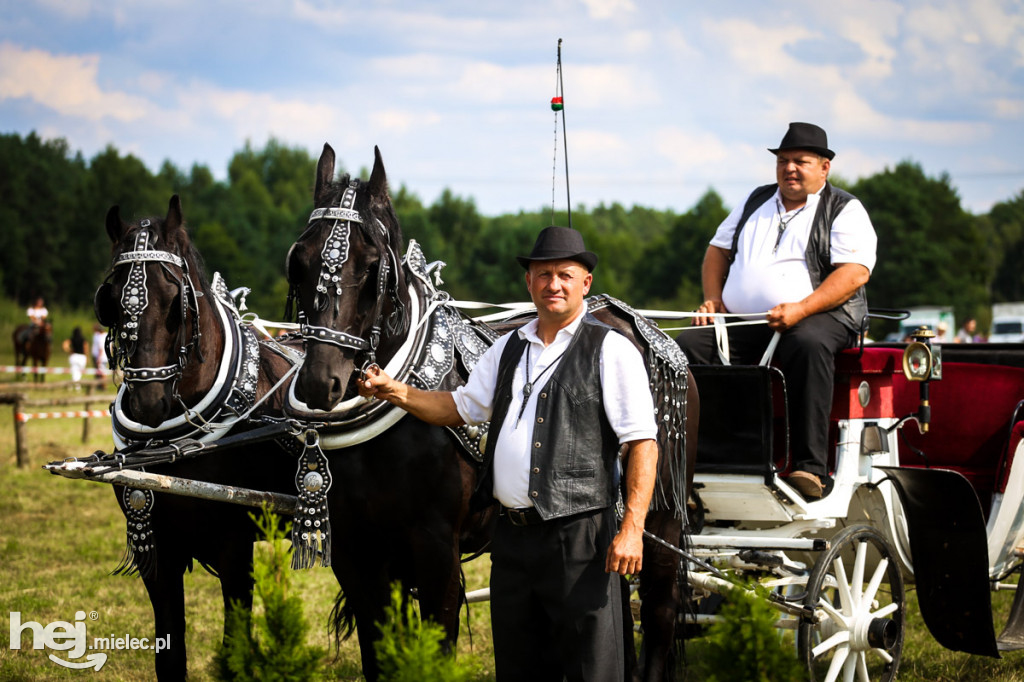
[0,42,150,122]
[703,18,816,77]
[653,127,731,169]
[174,82,340,143]
[579,0,635,20]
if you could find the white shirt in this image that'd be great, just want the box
[710,186,877,315]
[452,308,658,509]
[27,306,48,324]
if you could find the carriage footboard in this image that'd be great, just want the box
[876,466,1000,657]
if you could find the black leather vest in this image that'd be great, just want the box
[485,314,620,520]
[730,182,867,331]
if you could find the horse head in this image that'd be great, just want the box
[287,144,408,411]
[94,196,214,427]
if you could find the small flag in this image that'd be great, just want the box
[550,96,564,111]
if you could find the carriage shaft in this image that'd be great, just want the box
[689,571,815,621]
[48,466,298,515]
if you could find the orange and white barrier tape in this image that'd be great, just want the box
[16,409,110,423]
[0,365,105,375]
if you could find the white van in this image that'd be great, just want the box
[990,302,1024,343]
[989,317,1024,343]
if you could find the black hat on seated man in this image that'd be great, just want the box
[516,226,598,272]
[768,122,836,160]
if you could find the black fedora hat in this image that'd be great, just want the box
[516,226,598,272]
[768,122,835,160]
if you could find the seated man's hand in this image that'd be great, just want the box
[767,302,807,331]
[693,299,727,326]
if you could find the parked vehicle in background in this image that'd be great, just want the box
[991,302,1024,343]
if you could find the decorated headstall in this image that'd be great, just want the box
[94,223,203,392]
[287,181,406,368]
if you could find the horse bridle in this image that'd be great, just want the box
[96,223,204,393]
[288,181,405,368]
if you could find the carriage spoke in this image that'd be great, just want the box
[872,602,898,620]
[833,556,854,614]
[852,652,868,682]
[851,541,868,610]
[862,557,888,609]
[819,598,850,628]
[814,631,851,658]
[843,647,860,679]
[871,647,894,664]
[823,646,850,682]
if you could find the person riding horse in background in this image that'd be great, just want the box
[359,226,659,682]
[20,296,49,343]
[27,296,48,326]
[675,122,877,500]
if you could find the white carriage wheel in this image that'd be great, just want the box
[798,525,905,682]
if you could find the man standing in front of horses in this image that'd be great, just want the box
[676,122,877,500]
[359,226,658,681]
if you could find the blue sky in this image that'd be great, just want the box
[2,0,1023,216]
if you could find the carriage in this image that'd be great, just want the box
[652,322,1024,680]
[45,146,1024,682]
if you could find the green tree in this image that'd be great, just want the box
[374,582,478,682]
[852,161,991,327]
[988,191,1024,303]
[215,506,325,681]
[635,189,728,309]
[698,583,804,682]
[426,189,484,299]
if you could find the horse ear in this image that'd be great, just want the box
[367,145,387,201]
[105,205,126,243]
[166,195,184,233]
[315,143,336,207]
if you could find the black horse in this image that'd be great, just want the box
[284,144,496,681]
[94,196,303,680]
[13,322,52,382]
[286,144,698,681]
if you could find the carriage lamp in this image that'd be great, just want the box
[902,342,933,382]
[902,329,938,433]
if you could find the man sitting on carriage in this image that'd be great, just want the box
[675,122,877,500]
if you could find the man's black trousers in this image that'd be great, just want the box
[674,313,855,478]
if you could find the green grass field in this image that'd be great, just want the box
[1,300,1022,680]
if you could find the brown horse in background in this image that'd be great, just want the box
[13,322,52,382]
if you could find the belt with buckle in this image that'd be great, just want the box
[501,506,543,527]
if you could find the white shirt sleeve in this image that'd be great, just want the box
[600,331,659,444]
[830,199,877,273]
[709,187,766,251]
[451,332,512,426]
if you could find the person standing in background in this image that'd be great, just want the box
[65,326,88,386]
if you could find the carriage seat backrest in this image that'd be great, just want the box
[690,364,787,482]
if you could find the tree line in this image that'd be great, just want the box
[2,131,1022,337]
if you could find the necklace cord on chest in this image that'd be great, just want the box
[773,198,807,254]
[515,344,566,427]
